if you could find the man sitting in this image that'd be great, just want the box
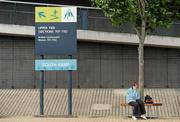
[126,82,147,120]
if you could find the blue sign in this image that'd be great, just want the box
[35,23,77,55]
[35,59,77,71]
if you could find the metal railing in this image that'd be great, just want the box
[0,0,139,33]
[0,0,179,37]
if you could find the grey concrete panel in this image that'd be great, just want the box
[78,59,100,88]
[0,39,13,60]
[44,71,57,88]
[168,59,180,88]
[101,59,123,88]
[167,49,180,88]
[56,71,68,88]
[100,44,123,88]
[78,42,101,88]
[123,59,138,88]
[0,36,180,88]
[145,48,168,88]
[0,60,13,88]
[0,11,13,24]
[13,60,35,88]
[15,4,35,12]
[0,2,15,10]
[14,12,34,26]
[14,39,34,60]
[122,46,138,88]
[34,71,40,88]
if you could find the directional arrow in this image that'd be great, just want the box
[38,12,46,18]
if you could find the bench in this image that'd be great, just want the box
[120,102,162,118]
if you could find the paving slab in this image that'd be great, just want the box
[0,117,180,122]
[0,89,179,117]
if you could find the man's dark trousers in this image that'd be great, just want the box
[128,99,146,116]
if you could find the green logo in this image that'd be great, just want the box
[50,9,59,20]
[64,9,74,20]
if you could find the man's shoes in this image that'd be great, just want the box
[132,116,137,120]
[140,114,147,120]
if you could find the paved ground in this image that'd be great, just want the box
[0,117,180,122]
[0,89,180,117]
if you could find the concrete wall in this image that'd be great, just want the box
[0,24,180,48]
[0,36,180,88]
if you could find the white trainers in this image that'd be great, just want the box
[140,114,147,120]
[132,116,137,120]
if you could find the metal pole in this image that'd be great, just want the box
[40,55,44,115]
[68,55,73,115]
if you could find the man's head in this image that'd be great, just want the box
[132,82,139,89]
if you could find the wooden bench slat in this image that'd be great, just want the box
[120,103,162,106]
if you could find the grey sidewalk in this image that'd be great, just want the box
[0,89,180,117]
[0,117,180,122]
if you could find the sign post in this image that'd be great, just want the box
[68,55,73,115]
[40,55,44,115]
[35,7,77,116]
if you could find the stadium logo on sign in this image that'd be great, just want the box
[62,7,77,22]
[64,9,74,20]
